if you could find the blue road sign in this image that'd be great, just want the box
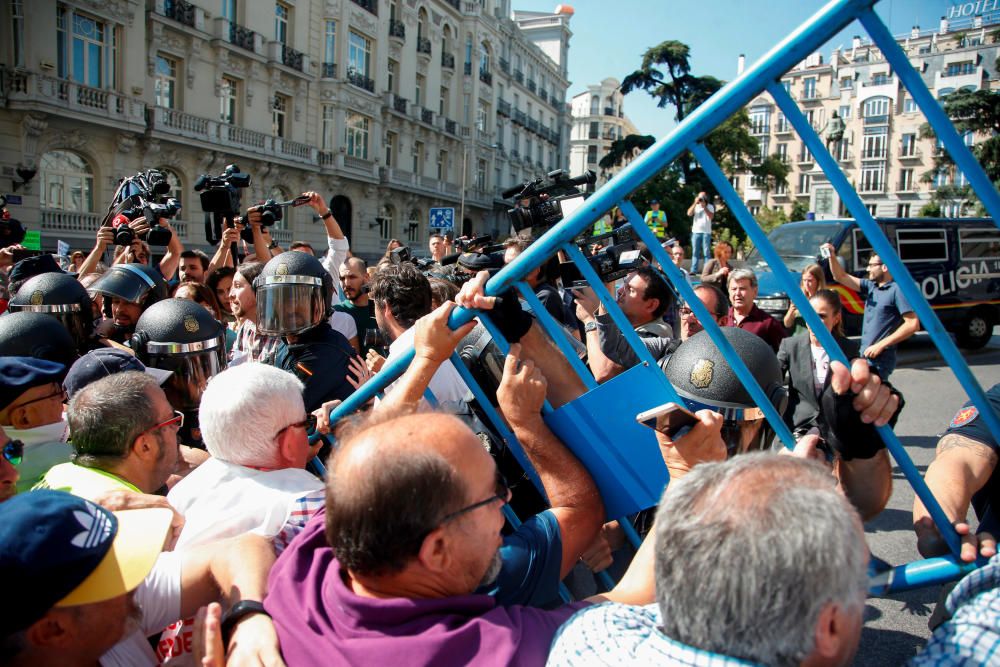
[428,207,455,230]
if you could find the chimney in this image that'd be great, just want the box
[852,35,862,49]
[737,54,745,75]
[911,25,920,39]
[939,16,949,34]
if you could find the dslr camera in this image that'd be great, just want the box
[194,164,251,245]
[503,169,595,233]
[103,169,181,246]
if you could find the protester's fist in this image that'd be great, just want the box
[656,409,725,477]
[831,359,898,427]
[580,532,614,573]
[497,343,547,425]
[413,301,476,364]
[455,270,497,311]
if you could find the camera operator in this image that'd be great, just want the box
[503,236,576,330]
[77,215,184,282]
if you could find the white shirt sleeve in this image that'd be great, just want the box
[321,236,350,306]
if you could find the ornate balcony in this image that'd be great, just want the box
[498,100,511,116]
[281,45,303,71]
[321,62,337,78]
[421,107,434,124]
[417,37,432,55]
[346,68,375,93]
[441,52,455,69]
[163,0,196,27]
[499,58,510,74]
[229,23,256,53]
[389,19,405,39]
[349,0,378,15]
[513,69,523,83]
[479,69,492,86]
[445,118,457,135]
[392,94,408,114]
[526,79,536,93]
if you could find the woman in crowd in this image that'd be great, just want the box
[173,280,237,352]
[700,240,733,292]
[782,263,826,335]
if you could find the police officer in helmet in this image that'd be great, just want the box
[89,263,169,343]
[0,311,79,369]
[9,272,96,355]
[131,298,227,449]
[255,251,355,411]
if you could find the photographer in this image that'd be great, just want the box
[503,236,576,330]
[77,215,184,282]
[686,191,715,274]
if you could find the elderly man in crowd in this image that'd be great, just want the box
[36,372,181,498]
[0,356,73,492]
[725,267,787,353]
[549,453,869,666]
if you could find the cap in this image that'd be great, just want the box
[648,199,659,205]
[0,356,66,411]
[0,490,172,632]
[8,256,66,286]
[63,348,174,399]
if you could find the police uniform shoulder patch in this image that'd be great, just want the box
[690,359,714,389]
[183,315,199,333]
[949,405,979,429]
[276,263,289,276]
[30,290,44,305]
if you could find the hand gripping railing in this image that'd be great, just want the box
[327,0,999,595]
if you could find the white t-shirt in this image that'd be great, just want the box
[810,344,830,396]
[100,551,183,667]
[329,310,358,344]
[691,203,715,235]
[384,325,472,406]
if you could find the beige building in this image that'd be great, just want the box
[0,0,572,260]
[736,11,1000,220]
[568,77,639,186]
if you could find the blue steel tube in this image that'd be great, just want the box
[619,199,797,450]
[514,283,598,391]
[870,557,979,596]
[767,82,967,557]
[860,9,1000,224]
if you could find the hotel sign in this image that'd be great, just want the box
[948,0,1000,19]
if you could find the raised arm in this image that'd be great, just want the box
[574,286,624,382]
[78,226,114,277]
[207,224,240,273]
[158,219,184,281]
[821,243,861,293]
[496,343,604,578]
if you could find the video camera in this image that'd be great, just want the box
[560,223,641,287]
[102,169,181,246]
[503,169,595,233]
[194,164,251,245]
[388,245,438,272]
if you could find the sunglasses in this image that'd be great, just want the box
[439,469,510,525]
[3,439,24,466]
[274,414,318,440]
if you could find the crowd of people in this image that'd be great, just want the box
[0,185,998,667]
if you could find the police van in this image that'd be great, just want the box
[748,218,1000,349]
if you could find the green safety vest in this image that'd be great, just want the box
[644,210,667,238]
[34,462,141,501]
[592,218,613,236]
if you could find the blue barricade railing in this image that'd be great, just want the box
[326,0,1000,595]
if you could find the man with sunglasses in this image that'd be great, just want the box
[36,371,182,499]
[0,356,73,492]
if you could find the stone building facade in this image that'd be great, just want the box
[0,0,572,261]
[568,77,639,186]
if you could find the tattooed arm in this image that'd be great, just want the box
[913,433,998,562]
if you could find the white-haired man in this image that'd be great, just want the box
[158,362,324,663]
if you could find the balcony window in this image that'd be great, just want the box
[272,94,289,138]
[798,173,811,194]
[871,72,889,85]
[862,96,890,124]
[900,133,916,157]
[802,77,816,99]
[221,0,236,21]
[57,6,118,89]
[587,145,597,164]
[323,20,336,70]
[899,168,913,191]
[412,141,423,175]
[275,2,289,45]
[946,61,975,77]
[219,76,238,123]
[348,31,371,79]
[12,0,24,68]
[154,55,178,109]
[860,165,884,191]
[322,104,335,150]
[40,150,94,213]
[438,150,448,180]
[387,59,397,94]
[384,132,395,167]
[345,112,370,160]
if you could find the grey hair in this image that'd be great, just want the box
[198,362,305,467]
[727,268,758,288]
[654,453,867,666]
[68,371,160,468]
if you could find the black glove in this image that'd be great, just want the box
[817,381,903,460]
[483,288,534,344]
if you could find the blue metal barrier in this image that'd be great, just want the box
[324,0,999,595]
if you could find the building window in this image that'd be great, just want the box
[476,100,488,131]
[154,54,178,108]
[322,105,335,150]
[57,6,118,89]
[323,20,336,69]
[860,164,884,192]
[479,41,491,75]
[588,121,598,139]
[798,172,811,194]
[415,74,424,106]
[871,72,889,85]
[803,77,816,99]
[862,96,890,122]
[345,112,370,159]
[590,95,599,115]
[839,104,851,119]
[221,0,237,21]
[384,132,395,167]
[862,129,887,159]
[867,204,878,216]
[776,143,788,163]
[40,150,94,212]
[465,34,473,67]
[387,59,397,93]
[12,0,25,68]
[275,2,289,45]
[900,133,917,157]
[439,86,448,116]
[587,145,597,164]
[897,203,911,217]
[933,168,951,189]
[219,76,238,123]
[412,141,424,175]
[839,76,852,89]
[272,94,289,137]
[903,96,917,113]
[774,181,787,195]
[463,92,471,124]
[476,159,487,190]
[159,168,184,210]
[348,31,371,78]
[437,150,447,180]
[899,168,913,191]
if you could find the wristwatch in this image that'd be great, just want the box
[584,320,598,333]
[221,600,270,645]
[267,240,279,249]
[321,210,334,220]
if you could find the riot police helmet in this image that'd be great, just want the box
[254,251,333,335]
[130,298,226,410]
[89,263,169,306]
[0,311,78,369]
[9,272,94,353]
[665,327,787,455]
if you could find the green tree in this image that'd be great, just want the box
[789,200,810,221]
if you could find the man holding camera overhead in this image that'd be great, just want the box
[687,191,715,274]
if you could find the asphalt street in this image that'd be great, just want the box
[853,329,1000,666]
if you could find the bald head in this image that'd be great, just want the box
[340,257,371,303]
[326,412,481,576]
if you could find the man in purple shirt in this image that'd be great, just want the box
[265,296,666,666]
[724,268,787,353]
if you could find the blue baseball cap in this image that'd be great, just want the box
[0,356,66,411]
[63,348,173,399]
[0,490,172,632]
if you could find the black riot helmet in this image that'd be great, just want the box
[89,263,169,308]
[665,327,788,456]
[254,251,334,336]
[9,272,94,353]
[0,311,78,369]
[130,298,226,410]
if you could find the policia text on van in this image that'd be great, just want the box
[748,218,1000,350]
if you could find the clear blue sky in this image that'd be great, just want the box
[517,0,958,135]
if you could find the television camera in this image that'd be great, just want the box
[503,169,596,233]
[101,169,181,246]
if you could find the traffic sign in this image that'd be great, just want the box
[428,207,455,231]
